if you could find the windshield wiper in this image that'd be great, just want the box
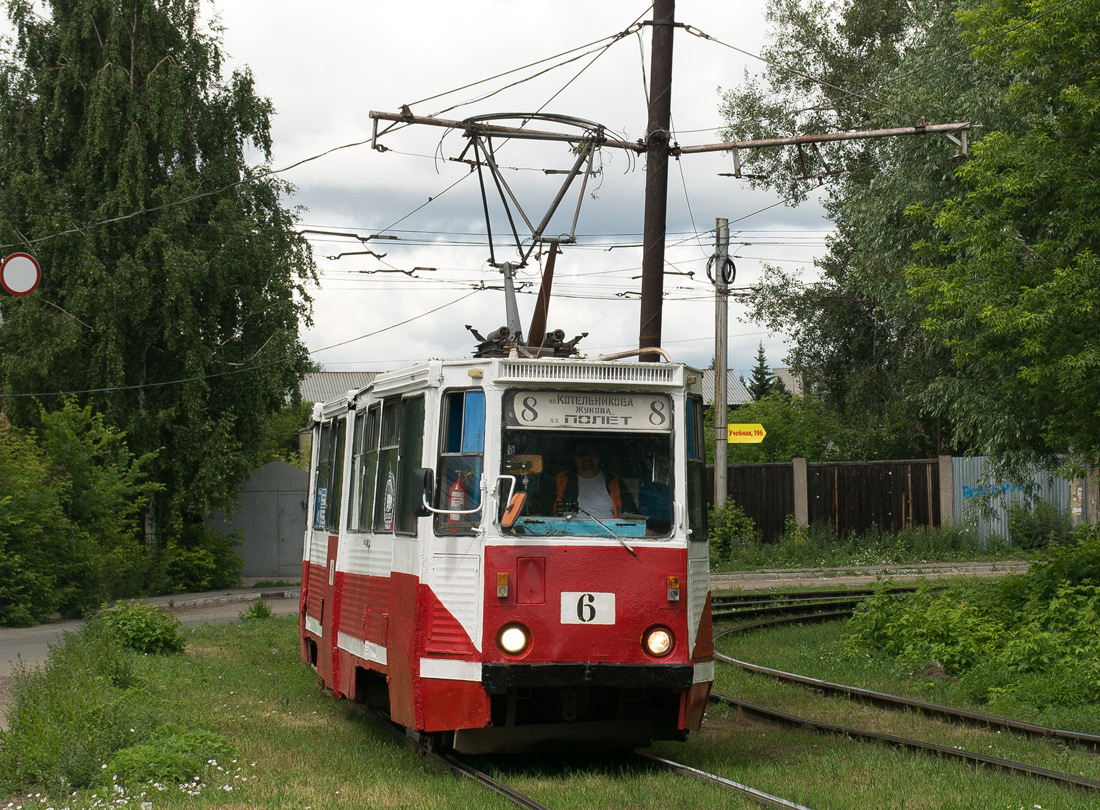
[575,507,637,557]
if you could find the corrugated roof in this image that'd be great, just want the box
[701,369,751,406]
[299,371,380,404]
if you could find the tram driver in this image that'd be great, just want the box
[549,438,637,519]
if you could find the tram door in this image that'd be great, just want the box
[312,416,346,685]
[426,390,486,658]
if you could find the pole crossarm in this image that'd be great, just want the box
[370,111,969,159]
[678,121,970,156]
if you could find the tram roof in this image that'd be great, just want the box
[309,356,704,421]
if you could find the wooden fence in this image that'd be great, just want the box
[707,457,950,544]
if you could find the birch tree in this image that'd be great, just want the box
[0,0,316,541]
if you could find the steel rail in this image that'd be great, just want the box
[439,752,555,810]
[354,704,555,810]
[714,614,1100,749]
[715,648,1100,750]
[636,751,817,810]
[713,596,868,622]
[710,691,1100,793]
[712,586,922,608]
[717,609,856,634]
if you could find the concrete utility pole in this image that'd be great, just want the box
[712,219,730,507]
[638,0,675,359]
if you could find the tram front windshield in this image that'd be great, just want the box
[500,391,675,538]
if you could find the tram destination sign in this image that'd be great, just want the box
[505,390,672,432]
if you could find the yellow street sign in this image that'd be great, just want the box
[727,423,766,443]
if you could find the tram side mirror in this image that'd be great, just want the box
[501,492,526,527]
[412,468,434,517]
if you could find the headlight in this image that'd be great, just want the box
[643,626,674,658]
[497,623,530,656]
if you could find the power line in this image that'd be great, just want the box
[0,290,481,398]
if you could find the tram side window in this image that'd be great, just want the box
[370,396,427,534]
[350,405,380,532]
[313,418,346,532]
[685,395,707,540]
[373,400,401,532]
[397,395,425,535]
[434,389,485,534]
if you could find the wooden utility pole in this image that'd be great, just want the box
[368,2,968,354]
[638,0,676,359]
[713,219,730,507]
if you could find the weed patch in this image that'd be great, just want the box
[0,621,151,794]
[713,514,1025,571]
[106,727,233,789]
[239,597,273,621]
[843,525,1100,713]
[0,617,226,801]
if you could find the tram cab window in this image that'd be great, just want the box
[500,429,673,539]
[313,417,346,532]
[433,389,485,535]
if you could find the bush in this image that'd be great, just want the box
[0,401,158,626]
[99,601,185,654]
[843,538,1100,710]
[240,597,273,621]
[0,428,70,625]
[843,582,1006,674]
[1006,500,1072,550]
[1025,522,1100,598]
[162,524,243,593]
[707,502,759,565]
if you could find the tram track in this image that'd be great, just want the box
[711,585,931,622]
[713,609,1100,794]
[354,689,822,809]
[354,703,555,809]
[635,751,816,809]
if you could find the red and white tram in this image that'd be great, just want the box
[300,354,713,752]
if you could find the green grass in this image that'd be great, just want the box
[7,611,1100,809]
[708,617,1100,807]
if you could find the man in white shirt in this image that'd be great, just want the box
[551,439,635,519]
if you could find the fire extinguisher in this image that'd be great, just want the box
[446,474,468,531]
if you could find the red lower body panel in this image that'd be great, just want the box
[303,542,711,738]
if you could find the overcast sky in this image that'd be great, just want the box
[212,0,833,376]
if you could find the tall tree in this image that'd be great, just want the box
[0,0,316,538]
[747,342,775,400]
[720,0,1006,459]
[908,0,1100,471]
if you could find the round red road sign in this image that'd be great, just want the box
[1,252,41,295]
